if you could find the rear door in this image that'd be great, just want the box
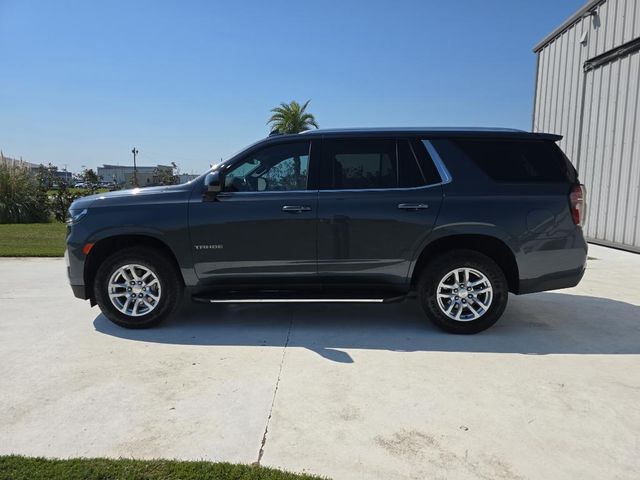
[317,137,444,286]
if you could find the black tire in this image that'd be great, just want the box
[94,247,183,329]
[417,249,508,334]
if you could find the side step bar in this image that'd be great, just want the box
[192,290,407,305]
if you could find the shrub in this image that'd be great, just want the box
[0,164,50,224]
[49,184,82,222]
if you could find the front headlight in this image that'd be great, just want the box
[66,208,88,225]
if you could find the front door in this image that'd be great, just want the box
[189,140,318,284]
[317,137,444,286]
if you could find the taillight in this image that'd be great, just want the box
[569,184,586,226]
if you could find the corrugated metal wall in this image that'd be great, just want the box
[533,0,640,252]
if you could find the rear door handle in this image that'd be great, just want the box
[282,205,312,213]
[398,203,429,210]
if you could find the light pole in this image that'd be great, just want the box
[131,147,139,187]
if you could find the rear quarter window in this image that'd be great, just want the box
[453,139,577,183]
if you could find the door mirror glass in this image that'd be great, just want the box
[257,177,267,191]
[205,171,222,193]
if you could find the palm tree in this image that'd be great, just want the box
[267,100,318,188]
[267,100,319,134]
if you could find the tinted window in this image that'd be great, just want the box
[321,138,444,190]
[453,139,574,183]
[225,142,310,192]
[398,140,424,187]
[411,139,442,185]
[323,139,397,189]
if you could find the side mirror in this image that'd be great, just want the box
[205,171,222,193]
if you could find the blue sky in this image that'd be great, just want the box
[0,0,584,174]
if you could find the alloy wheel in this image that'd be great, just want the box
[107,264,162,317]
[436,267,493,322]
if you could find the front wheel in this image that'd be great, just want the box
[94,247,183,328]
[417,249,509,334]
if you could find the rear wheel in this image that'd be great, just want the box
[94,247,183,328]
[417,249,508,334]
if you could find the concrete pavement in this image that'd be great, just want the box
[0,244,639,479]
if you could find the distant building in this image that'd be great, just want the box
[178,173,199,184]
[54,170,73,183]
[0,152,39,170]
[97,164,174,186]
[1,152,73,183]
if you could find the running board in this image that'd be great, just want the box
[192,290,407,305]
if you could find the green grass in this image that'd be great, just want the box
[0,456,326,480]
[0,222,67,257]
[46,188,110,196]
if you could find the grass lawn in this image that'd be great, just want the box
[0,223,67,257]
[0,456,326,480]
[46,188,109,196]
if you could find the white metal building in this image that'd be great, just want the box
[533,0,640,252]
[97,164,173,186]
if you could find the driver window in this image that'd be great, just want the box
[224,141,311,192]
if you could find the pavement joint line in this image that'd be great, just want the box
[254,315,293,465]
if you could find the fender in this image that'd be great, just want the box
[407,221,518,284]
[85,227,198,287]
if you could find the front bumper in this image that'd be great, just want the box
[65,222,90,300]
[70,284,89,300]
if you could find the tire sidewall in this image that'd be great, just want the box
[418,250,508,334]
[94,249,181,328]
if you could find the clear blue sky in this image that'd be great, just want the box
[0,0,584,174]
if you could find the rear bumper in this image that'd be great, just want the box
[518,264,586,294]
[516,230,588,294]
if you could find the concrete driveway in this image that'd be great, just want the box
[1,244,639,479]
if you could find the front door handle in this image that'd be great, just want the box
[398,203,429,210]
[282,205,312,213]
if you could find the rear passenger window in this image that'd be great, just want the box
[453,139,573,182]
[411,139,442,185]
[321,138,443,190]
[398,140,424,187]
[322,139,397,189]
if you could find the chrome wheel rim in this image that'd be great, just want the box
[108,264,162,317]
[436,268,493,322]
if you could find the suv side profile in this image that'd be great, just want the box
[65,128,587,334]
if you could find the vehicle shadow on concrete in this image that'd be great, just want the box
[93,292,640,362]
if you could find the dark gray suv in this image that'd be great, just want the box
[65,128,587,334]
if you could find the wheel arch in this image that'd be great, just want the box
[84,234,185,303]
[410,234,519,293]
